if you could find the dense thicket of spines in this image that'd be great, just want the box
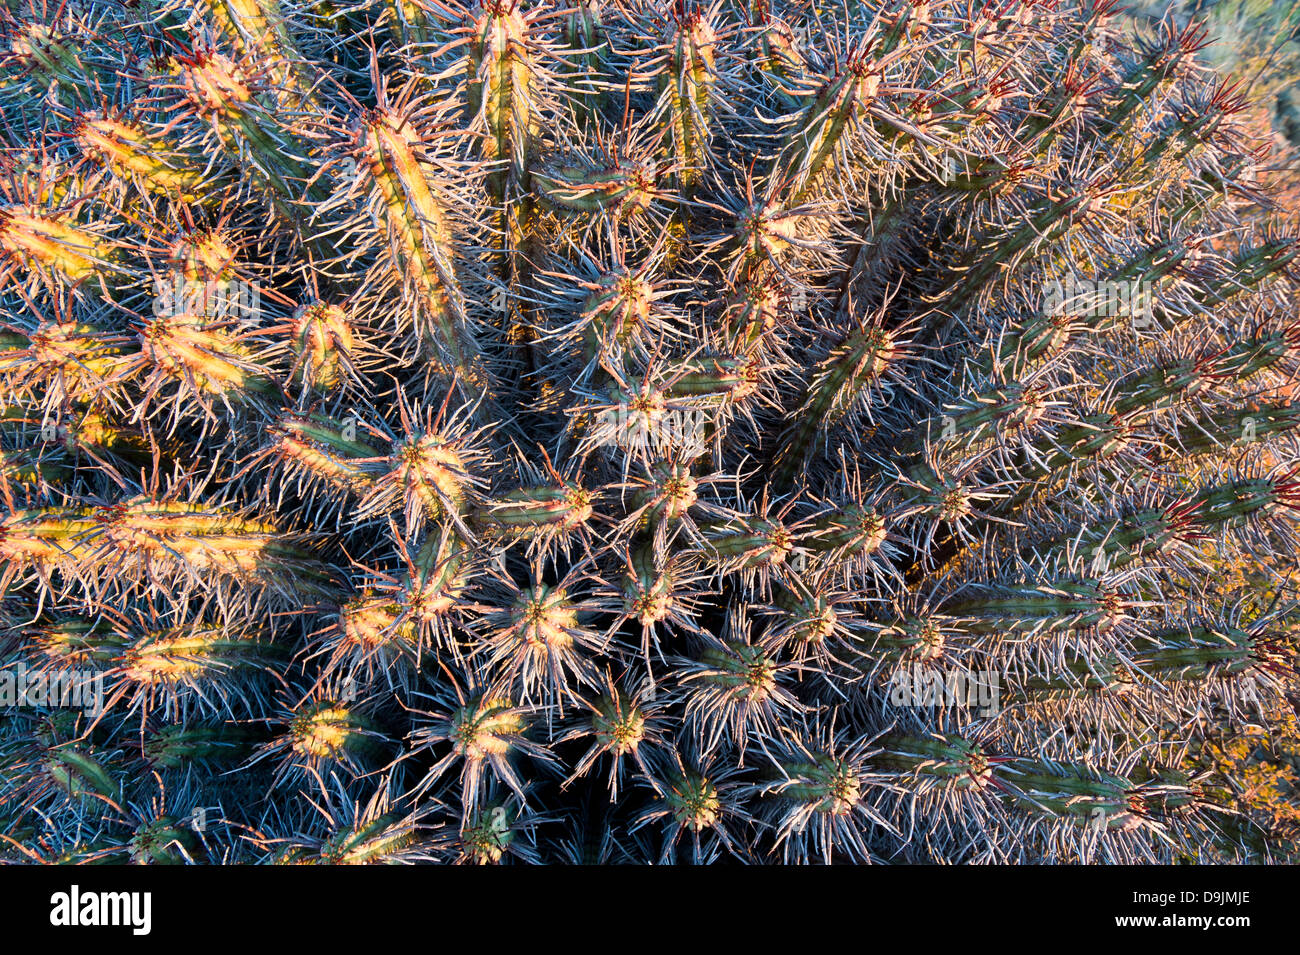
[0,0,1297,864]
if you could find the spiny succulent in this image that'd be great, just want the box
[0,0,1297,864]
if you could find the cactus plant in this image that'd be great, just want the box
[0,0,1297,865]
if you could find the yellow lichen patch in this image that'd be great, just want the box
[76,116,207,201]
[139,313,271,398]
[290,705,361,759]
[18,322,131,397]
[0,207,113,283]
[167,230,238,285]
[509,588,578,651]
[395,433,470,518]
[451,697,525,761]
[0,507,99,566]
[402,536,469,623]
[359,107,471,367]
[290,302,355,393]
[174,52,254,114]
[120,628,265,685]
[660,8,716,188]
[466,2,538,188]
[340,594,414,650]
[593,697,646,755]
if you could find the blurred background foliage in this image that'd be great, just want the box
[1129,0,1300,147]
[1129,0,1300,863]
